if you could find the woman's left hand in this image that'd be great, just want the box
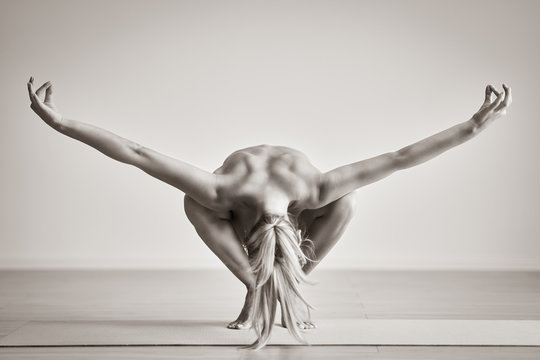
[471,84,512,132]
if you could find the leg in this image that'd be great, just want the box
[183,195,255,329]
[300,191,357,275]
[279,191,356,329]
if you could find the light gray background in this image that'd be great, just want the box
[1,0,538,269]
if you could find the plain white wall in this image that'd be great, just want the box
[1,0,538,270]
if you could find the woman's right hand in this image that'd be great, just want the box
[27,76,63,129]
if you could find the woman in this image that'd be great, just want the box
[27,77,511,349]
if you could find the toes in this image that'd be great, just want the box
[297,321,316,329]
[227,321,239,329]
[227,321,250,330]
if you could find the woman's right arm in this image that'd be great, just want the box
[27,77,225,210]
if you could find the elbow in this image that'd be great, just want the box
[131,142,146,157]
[124,141,146,164]
[392,150,407,170]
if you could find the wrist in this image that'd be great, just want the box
[52,116,67,133]
[465,118,480,137]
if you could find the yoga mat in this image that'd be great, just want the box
[1,319,539,346]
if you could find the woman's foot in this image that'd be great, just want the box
[280,311,317,329]
[297,320,317,329]
[227,288,253,330]
[279,295,316,329]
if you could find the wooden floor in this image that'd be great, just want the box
[0,269,539,359]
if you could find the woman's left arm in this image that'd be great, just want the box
[316,84,512,207]
[394,84,511,169]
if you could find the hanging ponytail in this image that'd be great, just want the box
[245,214,315,350]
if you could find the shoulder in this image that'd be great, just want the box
[304,174,325,210]
[212,174,237,211]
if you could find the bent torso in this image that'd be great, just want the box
[213,144,322,239]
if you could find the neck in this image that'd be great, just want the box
[254,193,290,223]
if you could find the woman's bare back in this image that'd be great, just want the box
[214,145,321,206]
[212,144,323,236]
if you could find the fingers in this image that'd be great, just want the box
[490,85,500,97]
[486,85,505,111]
[482,85,490,107]
[482,85,495,107]
[27,76,44,112]
[44,83,54,105]
[35,81,52,98]
[479,83,511,120]
[27,76,37,102]
[28,76,56,110]
[480,85,501,111]
[500,83,512,108]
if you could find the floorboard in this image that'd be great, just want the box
[0,269,538,358]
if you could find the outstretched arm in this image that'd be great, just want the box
[27,77,223,210]
[317,84,512,207]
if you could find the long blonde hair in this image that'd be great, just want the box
[244,213,315,350]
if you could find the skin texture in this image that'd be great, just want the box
[27,77,512,329]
